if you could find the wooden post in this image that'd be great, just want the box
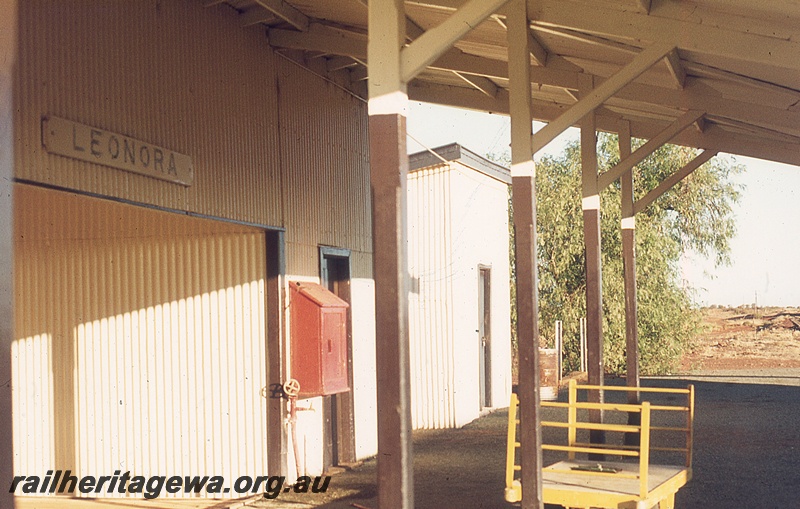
[0,1,16,507]
[619,124,641,446]
[368,1,414,507]
[507,1,543,506]
[619,123,640,402]
[266,230,289,476]
[579,74,605,447]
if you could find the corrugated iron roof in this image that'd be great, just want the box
[409,142,511,183]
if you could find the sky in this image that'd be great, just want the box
[406,102,800,307]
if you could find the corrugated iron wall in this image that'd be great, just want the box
[407,164,456,429]
[13,0,377,480]
[14,0,283,226]
[13,185,268,494]
[277,60,372,277]
[15,0,373,276]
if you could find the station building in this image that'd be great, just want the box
[11,0,376,489]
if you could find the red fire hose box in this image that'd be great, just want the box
[289,281,350,398]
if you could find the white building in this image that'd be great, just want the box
[407,144,513,429]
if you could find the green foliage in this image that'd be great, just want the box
[500,135,743,376]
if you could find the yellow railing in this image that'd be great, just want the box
[505,379,695,503]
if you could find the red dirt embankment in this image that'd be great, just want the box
[680,306,800,371]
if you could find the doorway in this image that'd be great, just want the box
[319,246,356,471]
[479,265,492,408]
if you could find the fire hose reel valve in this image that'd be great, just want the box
[283,378,301,399]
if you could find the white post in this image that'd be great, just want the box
[579,317,587,373]
[555,320,563,382]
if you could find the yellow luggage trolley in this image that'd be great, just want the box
[506,380,694,509]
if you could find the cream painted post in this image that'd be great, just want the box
[0,1,16,507]
[507,1,543,506]
[368,1,414,507]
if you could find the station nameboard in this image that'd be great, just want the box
[42,116,194,186]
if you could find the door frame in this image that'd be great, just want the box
[478,264,492,409]
[319,245,356,468]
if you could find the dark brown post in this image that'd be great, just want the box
[266,230,289,476]
[619,124,642,445]
[368,2,413,506]
[579,74,605,446]
[619,124,640,401]
[507,1,543,506]
[0,1,16,507]
[370,113,414,509]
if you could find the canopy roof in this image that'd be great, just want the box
[207,0,800,167]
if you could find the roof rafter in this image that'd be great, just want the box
[532,25,639,55]
[636,0,651,15]
[664,49,685,89]
[598,109,705,190]
[239,7,277,27]
[254,0,309,31]
[493,15,548,66]
[269,23,367,59]
[407,80,800,167]
[452,71,498,97]
[532,40,675,153]
[327,55,358,72]
[634,150,718,214]
[265,18,800,138]
[405,18,498,98]
[531,0,800,76]
[401,0,509,81]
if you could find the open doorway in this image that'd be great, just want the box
[319,246,356,471]
[479,265,492,409]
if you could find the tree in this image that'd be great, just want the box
[504,134,742,375]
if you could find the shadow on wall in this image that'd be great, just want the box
[13,184,268,485]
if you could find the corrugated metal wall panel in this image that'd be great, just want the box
[407,164,456,430]
[14,0,378,478]
[15,0,283,226]
[277,59,372,277]
[13,185,268,496]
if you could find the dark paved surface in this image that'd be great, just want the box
[245,369,800,508]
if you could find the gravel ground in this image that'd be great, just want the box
[244,368,800,509]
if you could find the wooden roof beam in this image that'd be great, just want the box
[598,109,705,190]
[634,150,718,214]
[407,80,800,166]
[493,15,548,66]
[327,56,358,72]
[409,80,509,113]
[452,71,498,97]
[664,49,686,89]
[531,1,800,74]
[405,18,498,97]
[269,23,367,60]
[401,0,509,81]
[532,25,640,55]
[532,40,675,154]
[254,0,309,31]
[684,61,800,101]
[267,21,800,136]
[350,65,369,81]
[239,8,277,27]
